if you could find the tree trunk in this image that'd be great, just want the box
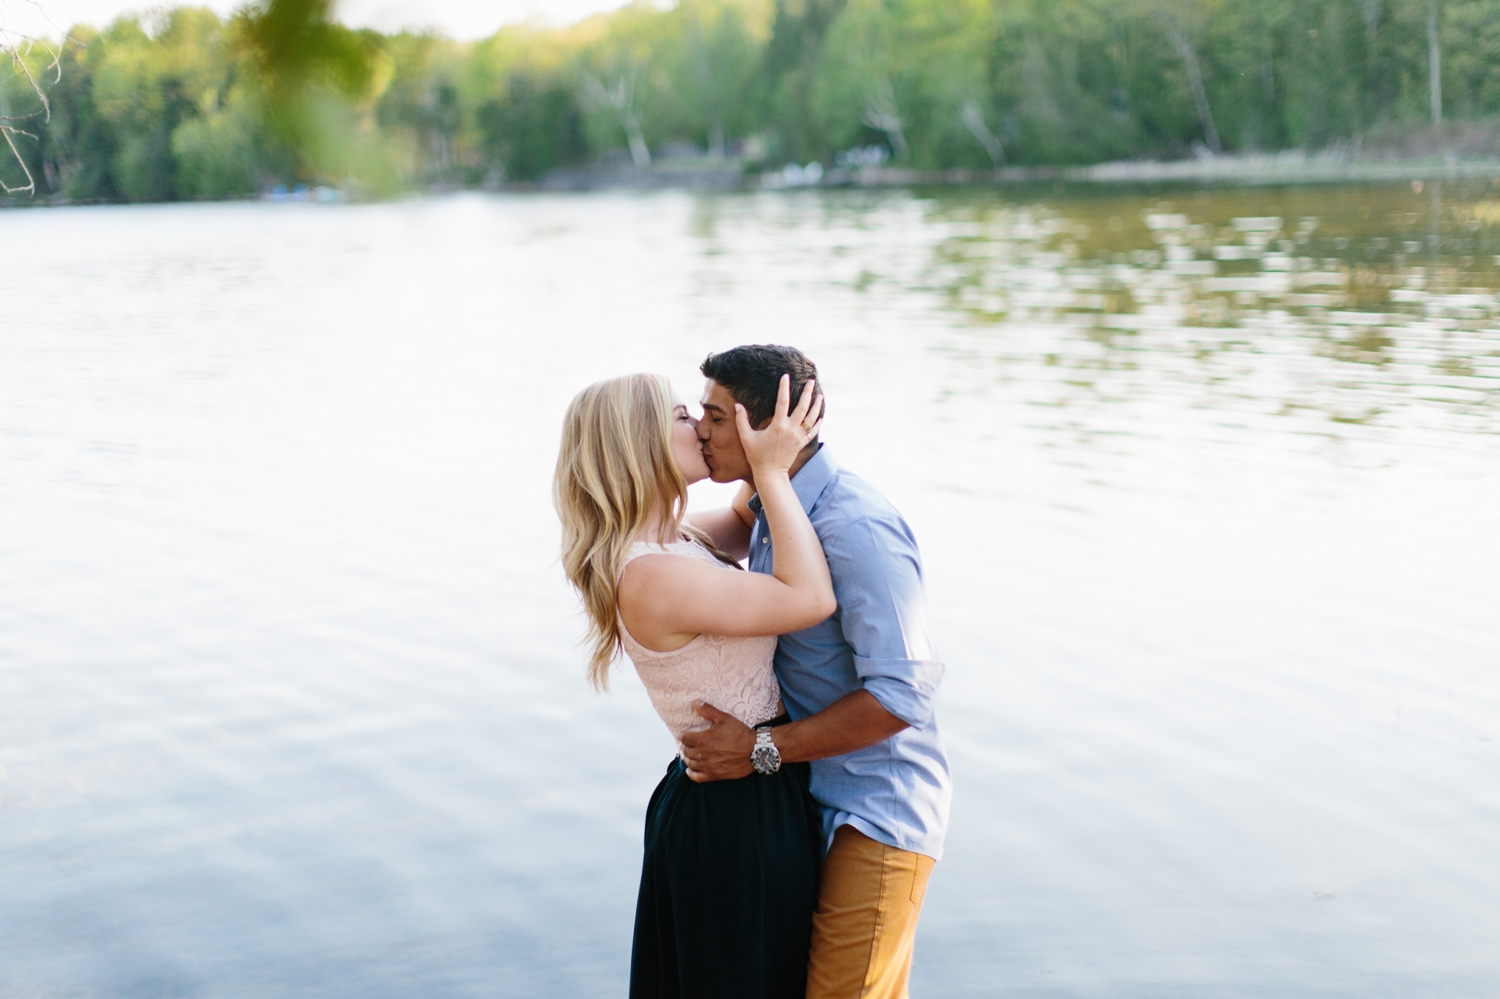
[624,112,651,167]
[1169,27,1222,155]
[584,72,651,167]
[863,78,908,160]
[1427,5,1442,124]
[960,100,1006,167]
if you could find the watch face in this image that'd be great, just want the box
[751,745,780,774]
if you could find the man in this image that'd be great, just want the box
[681,344,951,999]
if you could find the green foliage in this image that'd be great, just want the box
[234,0,385,102]
[10,0,1500,204]
[762,0,848,160]
[375,33,464,183]
[668,0,766,155]
[814,0,996,167]
[171,86,265,197]
[986,0,1151,164]
[476,74,587,181]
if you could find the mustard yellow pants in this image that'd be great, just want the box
[805,825,937,999]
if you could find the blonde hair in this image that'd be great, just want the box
[553,373,727,690]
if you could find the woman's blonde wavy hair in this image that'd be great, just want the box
[553,373,729,690]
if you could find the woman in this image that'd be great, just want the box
[554,372,831,999]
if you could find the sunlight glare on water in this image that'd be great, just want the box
[1,186,1497,997]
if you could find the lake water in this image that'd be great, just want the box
[1,182,1497,998]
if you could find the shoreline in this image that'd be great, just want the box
[8,152,1500,210]
[535,151,1500,194]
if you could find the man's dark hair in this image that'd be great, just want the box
[700,345,822,430]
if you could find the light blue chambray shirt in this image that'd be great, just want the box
[747,446,951,861]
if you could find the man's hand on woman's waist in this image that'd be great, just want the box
[680,690,909,783]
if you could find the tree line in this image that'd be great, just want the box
[3,0,1499,202]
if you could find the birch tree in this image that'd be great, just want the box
[1427,1,1442,123]
[960,99,1005,166]
[1149,0,1225,154]
[583,69,650,166]
[672,0,764,158]
[814,0,993,167]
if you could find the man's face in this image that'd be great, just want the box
[697,379,754,483]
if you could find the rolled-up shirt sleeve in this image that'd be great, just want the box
[825,513,945,728]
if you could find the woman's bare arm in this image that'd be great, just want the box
[621,378,829,649]
[619,549,831,646]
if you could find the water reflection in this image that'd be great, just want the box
[0,188,1495,999]
[918,184,1500,442]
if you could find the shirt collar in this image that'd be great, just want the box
[747,444,838,518]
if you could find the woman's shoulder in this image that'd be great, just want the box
[617,538,729,619]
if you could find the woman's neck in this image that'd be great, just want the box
[637,505,680,546]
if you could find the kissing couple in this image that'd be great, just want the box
[554,345,951,999]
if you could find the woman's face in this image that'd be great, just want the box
[670,398,710,485]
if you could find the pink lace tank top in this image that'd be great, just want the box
[617,537,783,748]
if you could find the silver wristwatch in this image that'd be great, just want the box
[750,726,782,775]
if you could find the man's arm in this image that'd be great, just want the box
[686,482,756,561]
[681,508,941,783]
[681,691,905,781]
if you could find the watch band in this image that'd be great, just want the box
[751,725,782,775]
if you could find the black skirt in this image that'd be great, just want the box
[629,733,823,999]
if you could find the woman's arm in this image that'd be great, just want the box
[620,378,830,649]
[686,482,756,561]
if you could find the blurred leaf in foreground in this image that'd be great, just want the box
[232,0,397,193]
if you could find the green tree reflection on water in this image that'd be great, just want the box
[908,181,1500,438]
